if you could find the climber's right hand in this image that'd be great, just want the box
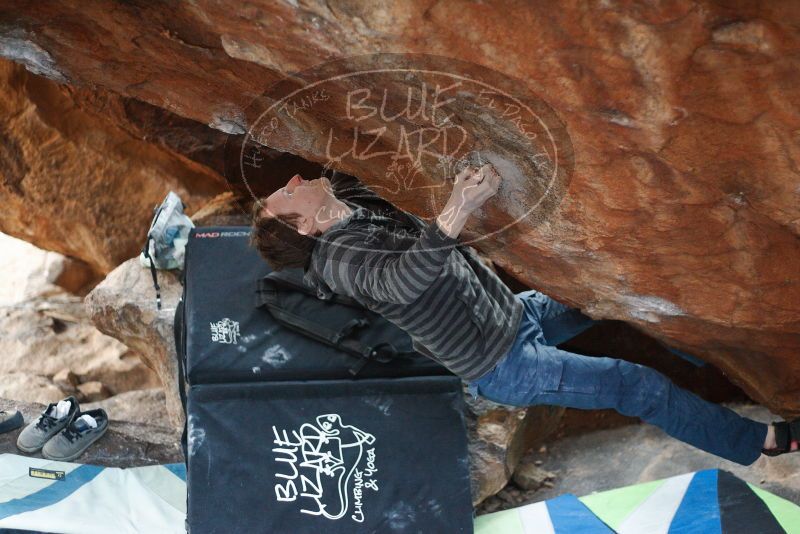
[435,163,501,238]
[448,163,501,214]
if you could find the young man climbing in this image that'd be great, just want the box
[250,166,800,465]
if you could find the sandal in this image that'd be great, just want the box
[762,419,800,456]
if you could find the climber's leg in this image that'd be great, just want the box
[468,327,768,466]
[516,289,598,346]
[519,289,709,367]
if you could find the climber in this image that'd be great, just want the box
[250,167,800,465]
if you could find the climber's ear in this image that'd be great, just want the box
[296,215,315,236]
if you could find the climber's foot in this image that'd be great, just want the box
[762,420,800,457]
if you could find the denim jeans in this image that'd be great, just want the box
[466,290,768,466]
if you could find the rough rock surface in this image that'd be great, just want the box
[0,397,182,467]
[0,373,66,405]
[0,233,170,432]
[464,391,564,504]
[0,293,160,395]
[76,380,113,402]
[512,462,557,492]
[85,258,185,430]
[0,233,161,400]
[52,368,79,393]
[0,1,797,415]
[0,59,226,275]
[83,388,170,428]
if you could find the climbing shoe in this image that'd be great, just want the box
[17,396,80,453]
[42,408,109,462]
[0,409,23,434]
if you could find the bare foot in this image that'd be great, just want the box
[764,423,799,451]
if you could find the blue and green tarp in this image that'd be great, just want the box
[476,469,800,533]
[2,454,797,533]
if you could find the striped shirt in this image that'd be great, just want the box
[302,171,523,382]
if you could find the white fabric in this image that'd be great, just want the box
[77,414,97,428]
[616,472,694,534]
[519,500,556,534]
[49,400,71,420]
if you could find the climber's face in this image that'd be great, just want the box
[260,174,334,234]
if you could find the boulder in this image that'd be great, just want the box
[0,290,160,396]
[53,257,102,296]
[0,2,797,416]
[0,230,165,422]
[83,388,170,428]
[189,191,251,227]
[52,368,79,393]
[464,391,564,504]
[0,59,226,275]
[0,373,65,405]
[76,381,113,402]
[512,459,557,492]
[84,258,184,430]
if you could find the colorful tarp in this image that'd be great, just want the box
[475,493,615,533]
[3,455,797,534]
[0,453,186,534]
[476,469,800,534]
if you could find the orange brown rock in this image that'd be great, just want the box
[0,1,797,416]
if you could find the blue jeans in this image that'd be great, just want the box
[466,290,768,466]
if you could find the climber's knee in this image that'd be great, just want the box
[616,360,669,419]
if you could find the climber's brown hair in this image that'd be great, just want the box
[249,199,319,271]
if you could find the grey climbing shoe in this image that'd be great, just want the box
[16,396,80,453]
[42,408,109,462]
[0,409,23,434]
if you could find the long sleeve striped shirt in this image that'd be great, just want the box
[302,171,523,382]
